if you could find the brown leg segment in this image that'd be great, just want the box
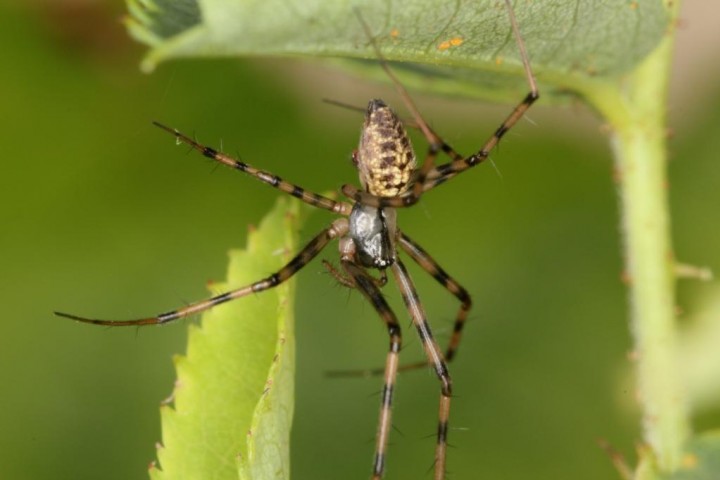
[153,121,353,216]
[398,232,472,364]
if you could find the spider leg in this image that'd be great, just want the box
[420,0,539,191]
[153,122,353,216]
[55,219,349,326]
[419,89,538,192]
[398,232,471,365]
[344,0,538,208]
[390,259,452,480]
[341,259,402,480]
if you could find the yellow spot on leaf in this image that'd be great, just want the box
[438,36,464,51]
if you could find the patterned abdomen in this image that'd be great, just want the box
[356,99,416,197]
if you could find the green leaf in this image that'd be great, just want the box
[149,197,304,480]
[125,0,669,103]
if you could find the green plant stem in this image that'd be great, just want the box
[582,1,688,472]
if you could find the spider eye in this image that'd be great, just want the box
[351,149,359,167]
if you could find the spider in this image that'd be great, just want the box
[56,1,538,478]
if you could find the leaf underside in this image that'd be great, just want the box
[149,197,303,480]
[126,0,669,103]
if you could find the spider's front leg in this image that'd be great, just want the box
[422,0,540,189]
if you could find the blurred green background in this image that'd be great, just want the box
[2,2,719,480]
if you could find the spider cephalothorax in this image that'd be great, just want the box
[349,202,397,269]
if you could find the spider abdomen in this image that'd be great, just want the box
[356,99,416,197]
